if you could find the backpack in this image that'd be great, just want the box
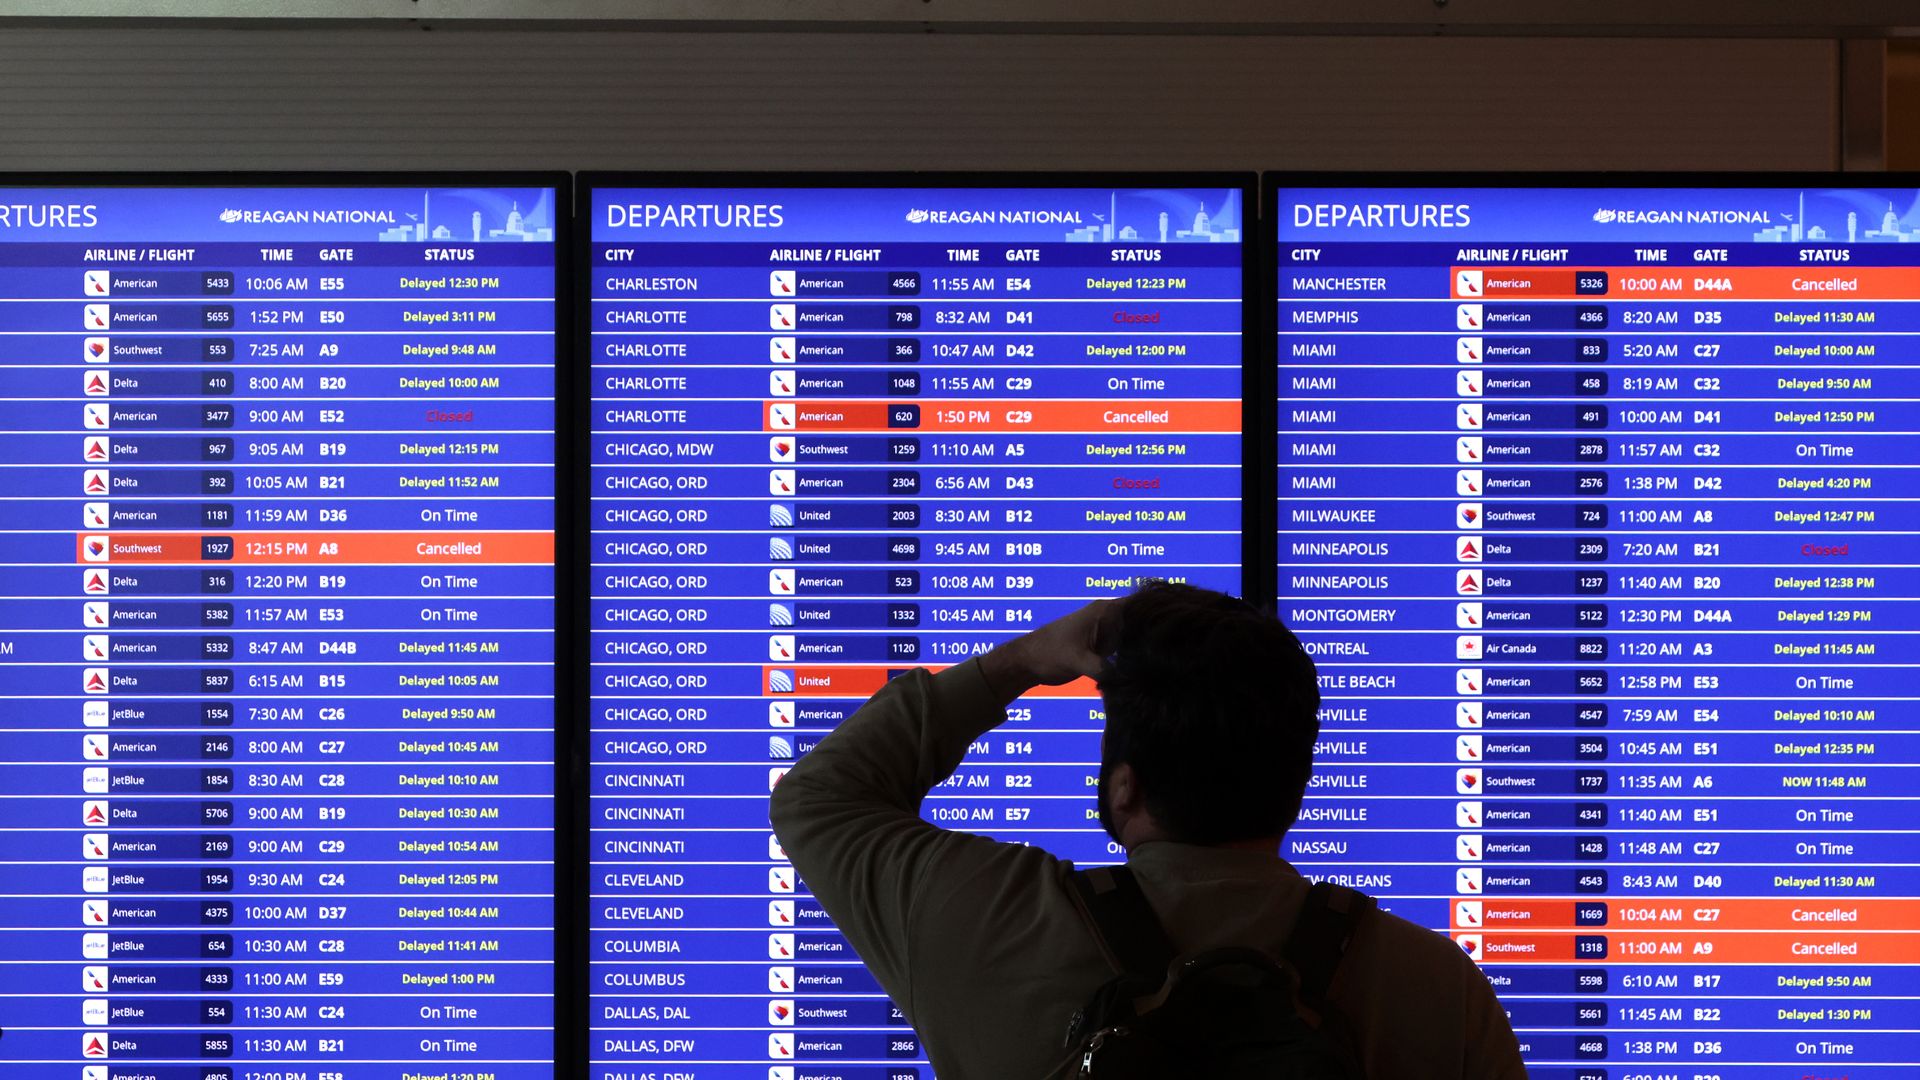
[1047,865,1375,1079]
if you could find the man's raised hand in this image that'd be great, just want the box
[977,599,1119,706]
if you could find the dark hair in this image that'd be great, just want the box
[1095,581,1321,843]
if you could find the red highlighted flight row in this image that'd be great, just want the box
[763,400,1239,434]
[76,531,553,564]
[1451,265,1920,300]
[1458,930,1918,965]
[762,665,1096,698]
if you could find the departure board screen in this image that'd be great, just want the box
[587,178,1249,1077]
[0,181,562,1078]
[1274,179,1920,1078]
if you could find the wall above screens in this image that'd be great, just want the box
[0,174,567,1078]
[1269,173,1920,1080]
[0,32,1842,174]
[8,2,1918,32]
[576,172,1253,1078]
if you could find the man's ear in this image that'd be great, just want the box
[1108,761,1141,817]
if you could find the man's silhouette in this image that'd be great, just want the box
[772,582,1526,1078]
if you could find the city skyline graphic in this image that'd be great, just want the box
[377,189,555,243]
[1754,189,1920,243]
[1065,190,1242,243]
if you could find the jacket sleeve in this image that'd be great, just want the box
[767,659,1010,1015]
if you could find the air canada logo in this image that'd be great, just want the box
[220,208,244,223]
[1592,209,1618,223]
[904,209,931,223]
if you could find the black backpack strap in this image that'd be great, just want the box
[1282,881,1375,1008]
[1067,865,1178,978]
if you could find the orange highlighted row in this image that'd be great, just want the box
[1457,931,1920,965]
[76,531,553,565]
[765,399,1239,434]
[1452,264,1920,301]
[1451,897,1920,933]
[762,664,1096,698]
